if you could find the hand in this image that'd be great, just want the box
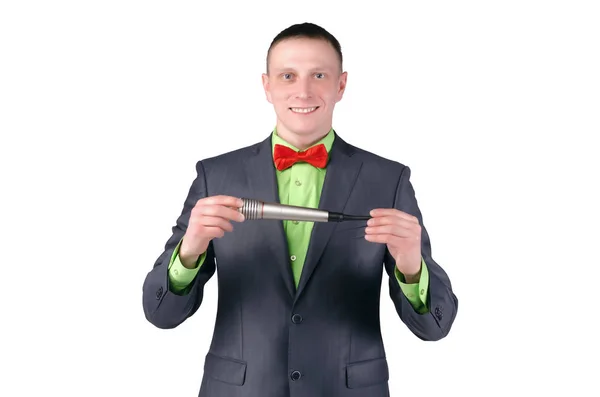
[364,208,422,281]
[179,195,245,268]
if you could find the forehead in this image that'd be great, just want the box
[269,38,339,71]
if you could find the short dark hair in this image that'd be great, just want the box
[266,22,343,73]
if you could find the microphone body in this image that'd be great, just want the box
[238,198,370,222]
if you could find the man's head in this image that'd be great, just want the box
[262,23,347,148]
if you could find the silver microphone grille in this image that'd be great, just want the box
[239,198,262,220]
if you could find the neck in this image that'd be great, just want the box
[275,123,331,151]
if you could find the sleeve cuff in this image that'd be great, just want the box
[167,238,207,293]
[395,257,429,314]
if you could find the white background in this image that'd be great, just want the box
[1,1,599,396]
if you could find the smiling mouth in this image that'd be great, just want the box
[289,106,319,114]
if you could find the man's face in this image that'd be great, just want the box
[262,38,347,140]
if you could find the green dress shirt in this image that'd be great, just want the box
[166,129,429,313]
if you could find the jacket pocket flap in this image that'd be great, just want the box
[346,357,389,389]
[204,353,247,386]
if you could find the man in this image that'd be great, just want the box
[143,22,458,397]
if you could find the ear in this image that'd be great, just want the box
[335,71,348,103]
[262,73,273,104]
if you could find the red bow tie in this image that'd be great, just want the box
[273,143,328,171]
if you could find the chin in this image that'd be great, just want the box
[275,106,331,136]
[282,119,325,135]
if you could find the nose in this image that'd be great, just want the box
[294,77,313,100]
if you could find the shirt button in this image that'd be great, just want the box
[290,370,301,381]
[295,180,302,186]
[420,289,425,295]
[291,314,303,324]
[290,255,296,261]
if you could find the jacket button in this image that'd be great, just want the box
[434,306,443,320]
[291,314,303,324]
[290,370,301,381]
[156,286,163,300]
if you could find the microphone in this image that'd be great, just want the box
[237,198,371,222]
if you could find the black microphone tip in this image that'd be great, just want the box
[328,212,371,222]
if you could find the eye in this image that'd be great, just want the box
[315,73,325,79]
[282,73,293,80]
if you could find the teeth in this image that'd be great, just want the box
[290,107,317,113]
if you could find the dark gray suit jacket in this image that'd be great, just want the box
[142,132,458,397]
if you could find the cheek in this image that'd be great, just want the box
[271,94,292,110]
[269,85,292,100]
[315,85,339,103]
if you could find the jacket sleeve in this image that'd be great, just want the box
[142,160,216,329]
[384,165,458,341]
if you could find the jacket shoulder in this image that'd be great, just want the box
[193,138,266,170]
[343,139,409,173]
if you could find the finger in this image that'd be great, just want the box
[370,208,418,224]
[367,216,419,229]
[364,233,395,244]
[196,204,245,222]
[196,215,235,233]
[364,225,417,239]
[200,225,227,239]
[198,195,244,208]
[369,208,419,224]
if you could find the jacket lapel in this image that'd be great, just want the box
[245,135,296,299]
[294,134,362,302]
